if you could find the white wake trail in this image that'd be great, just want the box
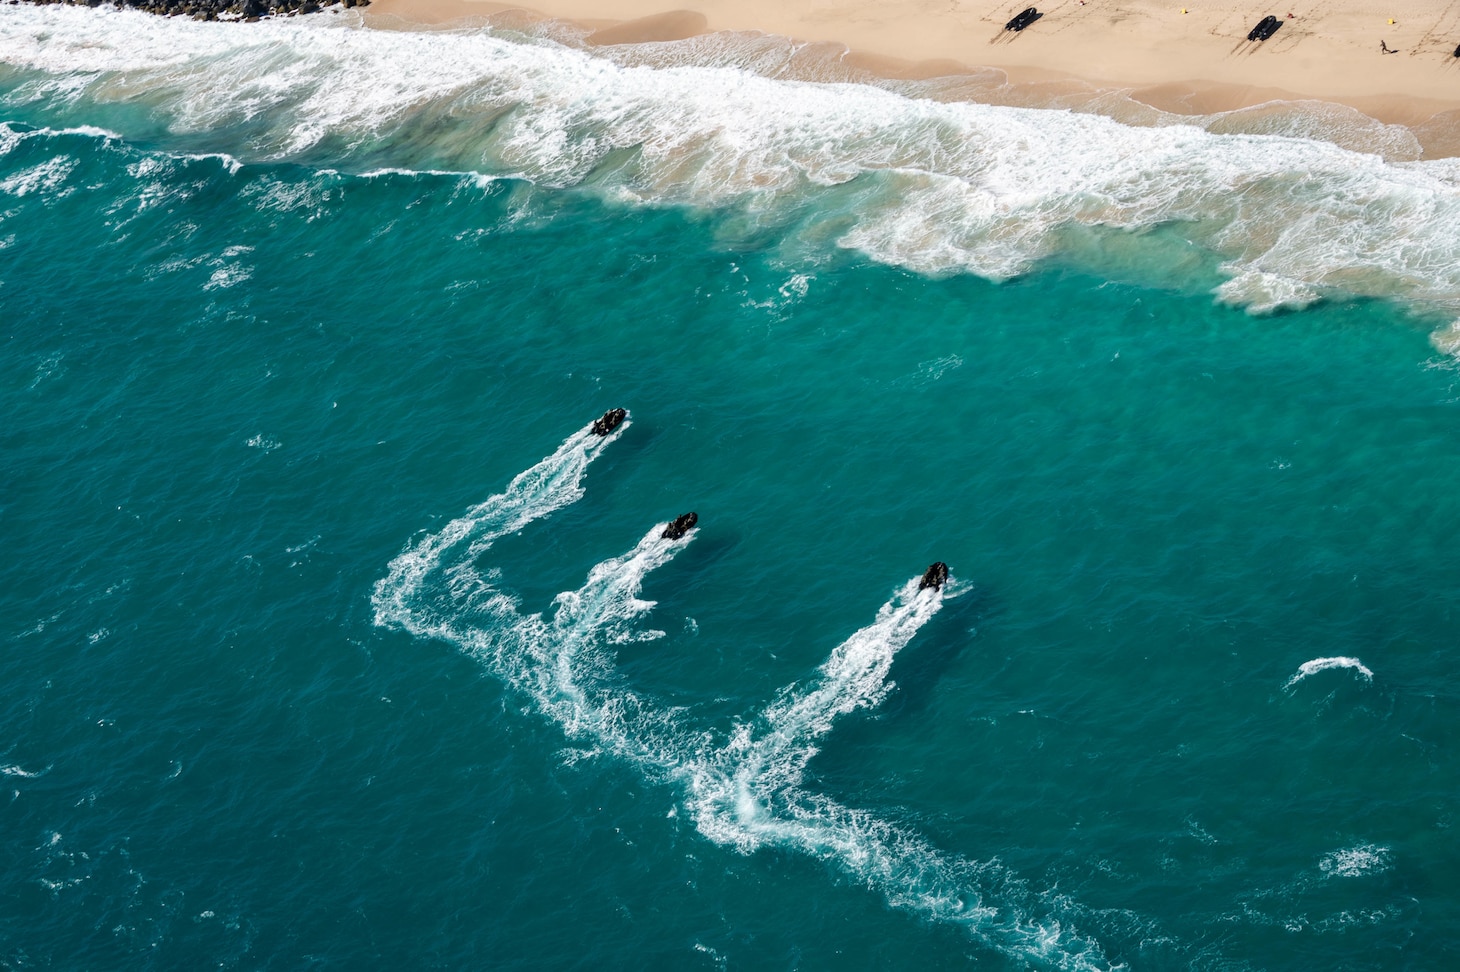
[374,426,1114,969]
[725,576,946,802]
[678,577,1110,970]
[522,521,705,769]
[531,546,1112,969]
[711,792,1110,972]
[371,415,628,639]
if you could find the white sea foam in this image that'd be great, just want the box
[0,155,77,197]
[4,6,1460,318]
[0,121,121,157]
[1318,843,1393,879]
[27,351,64,389]
[205,263,251,289]
[373,417,1113,970]
[1214,268,1321,314]
[0,763,50,778]
[1283,656,1375,690]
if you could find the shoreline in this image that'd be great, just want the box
[362,0,1460,154]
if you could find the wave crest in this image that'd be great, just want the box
[1283,656,1375,690]
[5,6,1460,316]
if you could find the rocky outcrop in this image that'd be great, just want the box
[12,0,364,20]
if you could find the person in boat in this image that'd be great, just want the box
[662,512,697,539]
[919,562,949,591]
[591,408,626,436]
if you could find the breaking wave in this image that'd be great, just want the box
[5,5,1460,320]
[1283,656,1375,690]
[372,416,1116,970]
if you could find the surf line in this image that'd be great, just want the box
[373,413,1114,971]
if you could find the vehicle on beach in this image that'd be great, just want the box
[1004,7,1041,31]
[1247,15,1281,41]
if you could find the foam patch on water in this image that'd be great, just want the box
[5,7,1460,316]
[1283,656,1375,690]
[1318,843,1393,879]
[373,416,1117,970]
[0,154,77,197]
[205,263,251,290]
[1214,268,1321,314]
[0,763,50,778]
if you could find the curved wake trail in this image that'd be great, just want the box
[724,577,946,797]
[374,422,1114,970]
[371,413,699,772]
[523,522,706,769]
[371,416,628,643]
[686,580,1111,970]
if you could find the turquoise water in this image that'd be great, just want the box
[4,8,1460,969]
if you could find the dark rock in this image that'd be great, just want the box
[14,0,333,17]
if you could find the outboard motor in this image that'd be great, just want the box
[662,512,698,540]
[919,562,949,591]
[591,408,627,436]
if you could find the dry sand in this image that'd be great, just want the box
[363,0,1460,131]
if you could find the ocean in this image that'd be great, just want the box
[3,7,1459,969]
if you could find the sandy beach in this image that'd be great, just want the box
[363,0,1460,136]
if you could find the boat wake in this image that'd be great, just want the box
[372,414,1115,970]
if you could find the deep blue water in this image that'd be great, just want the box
[3,8,1460,970]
